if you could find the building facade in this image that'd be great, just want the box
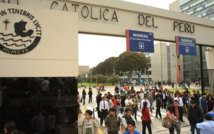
[169,0,212,85]
[180,0,214,20]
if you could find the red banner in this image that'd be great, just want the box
[177,63,180,83]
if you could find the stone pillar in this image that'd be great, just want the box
[205,47,214,96]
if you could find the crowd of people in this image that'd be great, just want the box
[79,85,214,134]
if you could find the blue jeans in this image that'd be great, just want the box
[190,123,200,134]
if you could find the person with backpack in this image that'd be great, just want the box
[156,94,162,119]
[78,110,99,134]
[188,100,203,134]
[165,106,179,134]
[105,108,121,134]
[121,108,136,134]
[142,102,152,134]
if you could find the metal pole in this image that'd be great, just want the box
[90,70,92,88]
[160,42,163,87]
[199,45,204,93]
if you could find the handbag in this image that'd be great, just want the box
[162,116,172,128]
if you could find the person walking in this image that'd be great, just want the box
[168,92,174,106]
[172,100,183,134]
[162,90,167,109]
[82,89,86,105]
[125,96,133,111]
[196,113,214,134]
[188,100,203,134]
[141,102,152,134]
[111,96,118,109]
[132,95,139,120]
[78,110,99,134]
[121,108,136,133]
[207,94,214,112]
[174,94,184,122]
[105,108,121,134]
[141,94,150,110]
[148,91,154,113]
[99,96,109,126]
[199,93,208,114]
[166,106,179,134]
[88,88,93,104]
[156,95,162,119]
[96,92,102,119]
[124,121,140,134]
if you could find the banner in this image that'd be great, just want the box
[176,36,196,56]
[177,63,180,83]
[126,30,154,52]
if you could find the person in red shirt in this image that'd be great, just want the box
[124,85,127,91]
[111,96,118,108]
[142,102,152,134]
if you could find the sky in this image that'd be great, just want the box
[79,0,176,68]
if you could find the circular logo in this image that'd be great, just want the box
[0,8,42,55]
[185,47,190,53]
[139,42,144,49]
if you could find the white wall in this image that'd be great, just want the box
[0,4,78,77]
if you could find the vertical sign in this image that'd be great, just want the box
[176,36,196,56]
[126,30,154,52]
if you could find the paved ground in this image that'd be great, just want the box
[78,86,192,134]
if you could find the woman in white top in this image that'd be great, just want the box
[174,93,183,107]
[125,95,133,111]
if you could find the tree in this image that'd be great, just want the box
[96,74,108,83]
[94,57,118,76]
[107,75,119,85]
[115,51,149,80]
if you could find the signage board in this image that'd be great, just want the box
[126,30,154,52]
[176,36,196,56]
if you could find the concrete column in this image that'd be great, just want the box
[205,47,214,96]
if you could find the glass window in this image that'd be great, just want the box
[0,77,78,134]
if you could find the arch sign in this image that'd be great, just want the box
[1,0,212,46]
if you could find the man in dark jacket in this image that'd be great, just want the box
[105,108,121,134]
[156,92,162,119]
[188,100,203,134]
[172,100,183,134]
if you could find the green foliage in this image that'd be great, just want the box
[107,75,119,84]
[93,57,118,76]
[96,74,108,83]
[115,51,149,73]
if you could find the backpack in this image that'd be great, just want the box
[162,116,172,128]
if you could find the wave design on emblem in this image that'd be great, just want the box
[3,43,26,47]
[0,38,32,43]
[0,33,34,38]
